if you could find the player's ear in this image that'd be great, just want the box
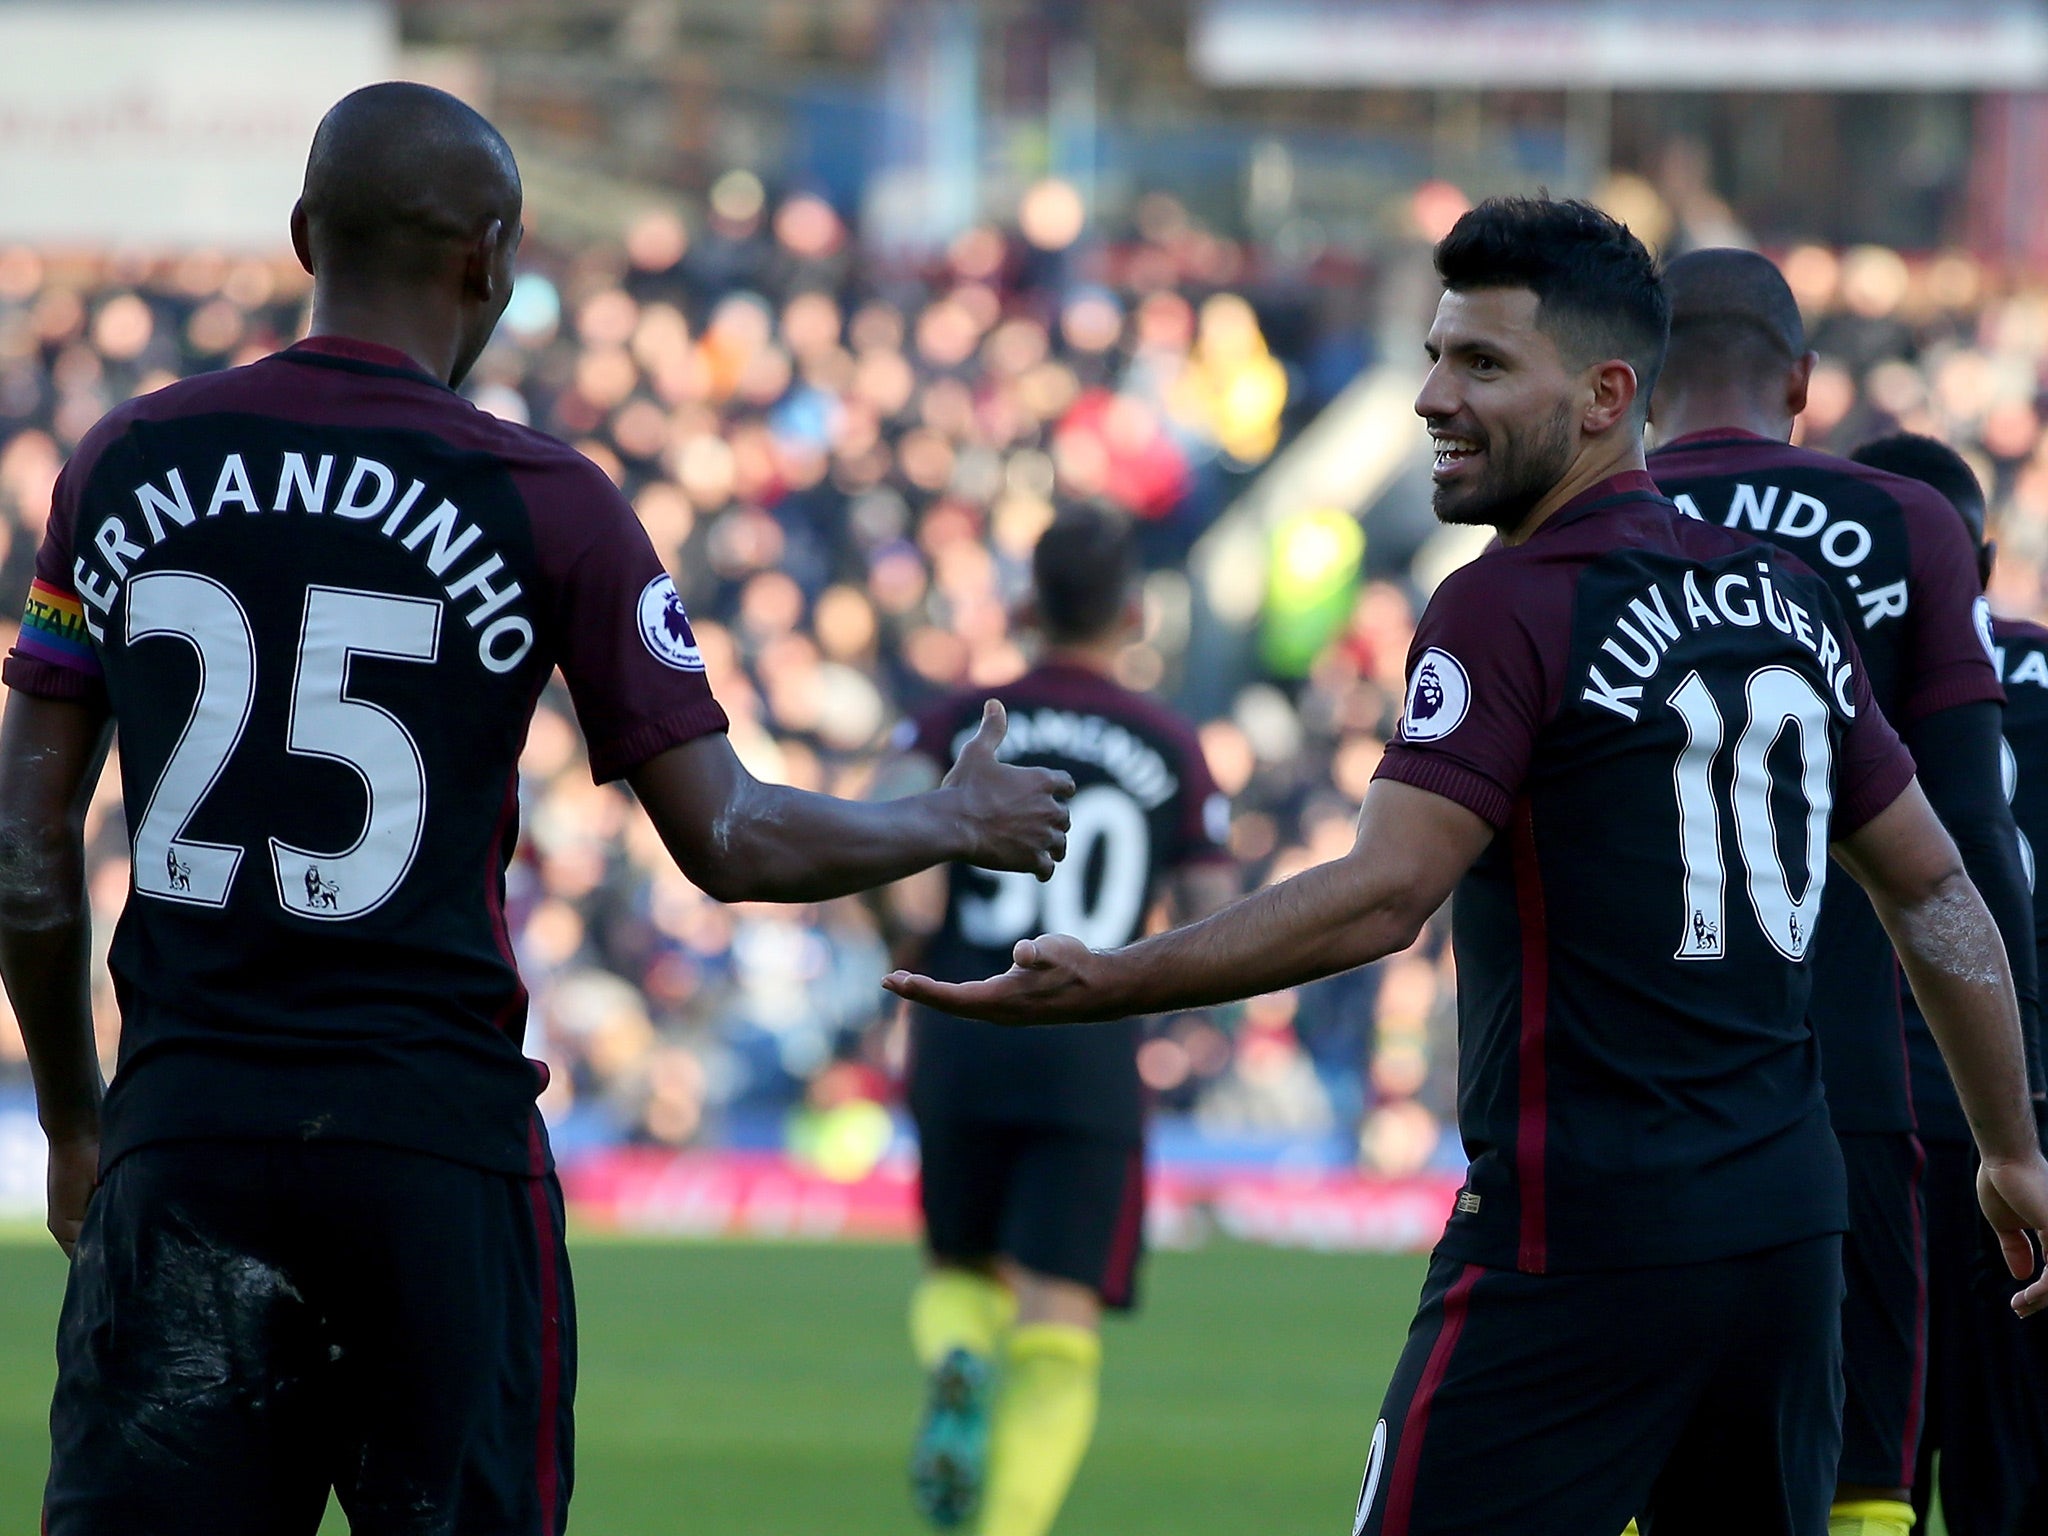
[290,201,315,277]
[1786,350,1819,418]
[1582,359,1639,436]
[463,219,508,304]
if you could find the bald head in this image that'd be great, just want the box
[1660,248,1806,391]
[294,83,523,386]
[300,82,521,280]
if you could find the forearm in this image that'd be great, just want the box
[714,780,973,904]
[1086,856,1426,1021]
[1886,870,2037,1164]
[0,834,100,1137]
[1910,703,2046,1097]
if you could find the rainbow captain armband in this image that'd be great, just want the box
[17,579,101,676]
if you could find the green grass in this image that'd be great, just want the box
[0,1238,1422,1534]
[0,1239,1968,1533]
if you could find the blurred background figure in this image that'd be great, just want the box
[871,506,1236,1535]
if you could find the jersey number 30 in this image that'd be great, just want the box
[127,572,440,921]
[958,783,1151,951]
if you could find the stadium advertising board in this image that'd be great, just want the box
[0,1,395,248]
[1195,0,2048,89]
[560,1148,1465,1254]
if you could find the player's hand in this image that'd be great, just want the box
[940,700,1075,881]
[884,933,1116,1026]
[1976,1153,2048,1316]
[45,1130,97,1259]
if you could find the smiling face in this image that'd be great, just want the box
[1416,286,1588,533]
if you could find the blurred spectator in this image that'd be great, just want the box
[39,182,2048,1181]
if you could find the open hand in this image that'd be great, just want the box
[884,933,1118,1025]
[941,700,1075,880]
[46,1130,97,1258]
[1978,1154,2048,1316]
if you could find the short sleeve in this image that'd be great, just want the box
[1898,483,2003,726]
[1832,640,1918,837]
[529,457,728,783]
[1172,727,1233,867]
[2,454,107,705]
[1371,562,1552,829]
[897,696,964,770]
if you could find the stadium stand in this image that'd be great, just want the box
[3,190,2044,1194]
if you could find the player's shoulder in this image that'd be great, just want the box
[1407,540,1578,678]
[1666,512,1833,588]
[1651,431,1826,479]
[472,412,630,526]
[440,395,599,475]
[1994,615,2048,650]
[1648,429,1799,479]
[1993,617,2048,708]
[1817,451,1963,532]
[1654,433,1912,505]
[1015,662,1204,751]
[414,396,632,554]
[59,360,265,488]
[1423,514,1623,624]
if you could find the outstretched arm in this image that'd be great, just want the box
[883,780,1492,1024]
[631,700,1073,906]
[856,749,948,965]
[1835,780,2048,1314]
[0,692,112,1256]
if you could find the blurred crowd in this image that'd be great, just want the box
[3,174,2047,1181]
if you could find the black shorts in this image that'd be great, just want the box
[915,1116,1145,1309]
[1913,1137,2048,1535]
[1838,1131,1928,1490]
[45,1139,575,1536]
[1352,1236,1843,1536]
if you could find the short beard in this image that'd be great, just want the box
[1432,400,1577,533]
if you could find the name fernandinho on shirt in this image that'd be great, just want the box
[75,451,534,672]
[1582,558,1856,723]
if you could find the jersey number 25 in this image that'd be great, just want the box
[126,571,439,921]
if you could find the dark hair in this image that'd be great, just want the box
[1850,432,1988,545]
[1034,506,1137,644]
[1433,196,1669,415]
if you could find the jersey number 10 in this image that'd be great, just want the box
[127,571,440,921]
[1667,666,1834,963]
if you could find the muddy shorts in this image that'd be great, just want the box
[44,1139,574,1536]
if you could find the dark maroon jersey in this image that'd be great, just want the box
[1910,615,2048,1142]
[4,337,729,1175]
[901,661,1230,1138]
[1374,471,1914,1273]
[1650,430,2003,1134]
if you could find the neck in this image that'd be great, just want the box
[1501,430,1648,546]
[306,285,462,384]
[1650,388,1793,450]
[1042,638,1123,675]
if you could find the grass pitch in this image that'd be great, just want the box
[0,1237,1421,1534]
[0,1239,1973,1533]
